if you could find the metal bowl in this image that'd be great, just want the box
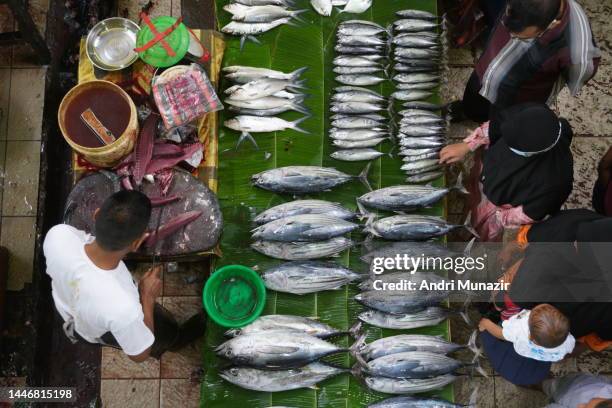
[86,17,140,71]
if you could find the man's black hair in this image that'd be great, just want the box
[95,190,152,251]
[505,0,561,33]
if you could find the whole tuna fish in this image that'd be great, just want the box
[331,101,386,114]
[366,215,465,240]
[396,9,439,20]
[400,115,446,126]
[252,237,354,260]
[333,137,389,149]
[399,126,445,137]
[252,214,359,242]
[391,90,433,102]
[338,22,388,36]
[401,159,442,176]
[406,170,445,183]
[332,113,386,122]
[311,0,332,16]
[331,148,388,162]
[336,74,386,86]
[369,395,472,408]
[394,48,441,60]
[333,55,385,67]
[262,261,362,294]
[251,164,371,194]
[254,200,355,224]
[394,19,442,32]
[358,180,466,212]
[335,45,385,55]
[398,136,445,149]
[233,0,294,5]
[333,87,386,103]
[332,116,386,128]
[358,307,454,330]
[394,73,440,84]
[225,314,357,338]
[216,331,347,368]
[402,151,439,162]
[220,363,348,392]
[353,334,465,361]
[330,128,387,141]
[361,351,466,379]
[355,290,448,314]
[396,82,439,91]
[363,374,458,394]
[392,35,440,48]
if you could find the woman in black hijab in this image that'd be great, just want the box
[440,102,574,241]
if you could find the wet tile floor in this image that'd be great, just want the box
[0,0,610,406]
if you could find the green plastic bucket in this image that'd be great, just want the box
[203,265,266,328]
[136,16,189,68]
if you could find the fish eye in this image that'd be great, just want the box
[229,368,239,376]
[225,349,233,357]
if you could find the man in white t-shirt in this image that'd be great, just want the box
[43,190,205,362]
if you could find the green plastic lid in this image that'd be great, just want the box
[136,16,189,68]
[203,265,267,328]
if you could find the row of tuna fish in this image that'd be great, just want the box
[221,0,305,49]
[390,9,449,183]
[216,313,481,400]
[222,65,310,148]
[330,20,392,163]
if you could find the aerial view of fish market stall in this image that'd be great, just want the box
[0,0,611,407]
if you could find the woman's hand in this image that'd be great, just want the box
[439,142,470,164]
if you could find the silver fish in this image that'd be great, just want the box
[337,35,387,47]
[224,4,307,23]
[331,101,386,114]
[233,0,294,5]
[333,66,384,75]
[364,374,458,394]
[221,18,293,36]
[394,73,440,84]
[398,146,441,157]
[224,78,306,100]
[225,314,354,338]
[368,396,468,408]
[332,89,386,103]
[225,95,305,110]
[333,55,384,67]
[273,90,303,100]
[394,19,442,32]
[335,45,385,55]
[396,81,439,91]
[355,290,448,315]
[216,331,347,368]
[338,24,387,36]
[403,101,446,110]
[406,171,444,183]
[393,63,439,73]
[354,333,464,361]
[394,48,441,60]
[399,126,445,137]
[332,116,387,129]
[262,261,362,294]
[220,363,348,392]
[399,109,442,117]
[254,200,355,224]
[402,151,439,162]
[331,113,386,122]
[223,66,307,83]
[362,351,465,379]
[225,115,308,144]
[391,90,433,102]
[337,74,386,86]
[330,128,387,140]
[252,214,359,242]
[311,0,332,16]
[398,136,445,149]
[358,183,464,212]
[228,103,309,116]
[251,237,355,260]
[251,164,370,194]
[358,307,454,330]
[343,0,373,14]
[333,137,388,149]
[367,215,461,240]
[400,115,446,126]
[401,159,441,175]
[396,9,439,20]
[392,34,440,48]
[331,148,387,162]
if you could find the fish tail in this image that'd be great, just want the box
[463,237,476,256]
[453,170,469,195]
[357,162,373,191]
[291,100,311,115]
[462,212,480,239]
[290,66,309,79]
[350,363,364,379]
[291,9,309,24]
[349,332,367,357]
[387,145,396,159]
[285,19,300,27]
[237,131,259,150]
[467,329,484,363]
[240,36,247,52]
[291,116,311,134]
[288,78,309,92]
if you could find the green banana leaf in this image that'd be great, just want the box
[202,1,453,407]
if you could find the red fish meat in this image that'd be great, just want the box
[133,114,159,185]
[145,210,203,247]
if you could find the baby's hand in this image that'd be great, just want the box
[478,318,492,332]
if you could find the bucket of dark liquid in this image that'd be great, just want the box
[58,80,138,167]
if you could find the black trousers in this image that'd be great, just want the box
[462,71,495,123]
